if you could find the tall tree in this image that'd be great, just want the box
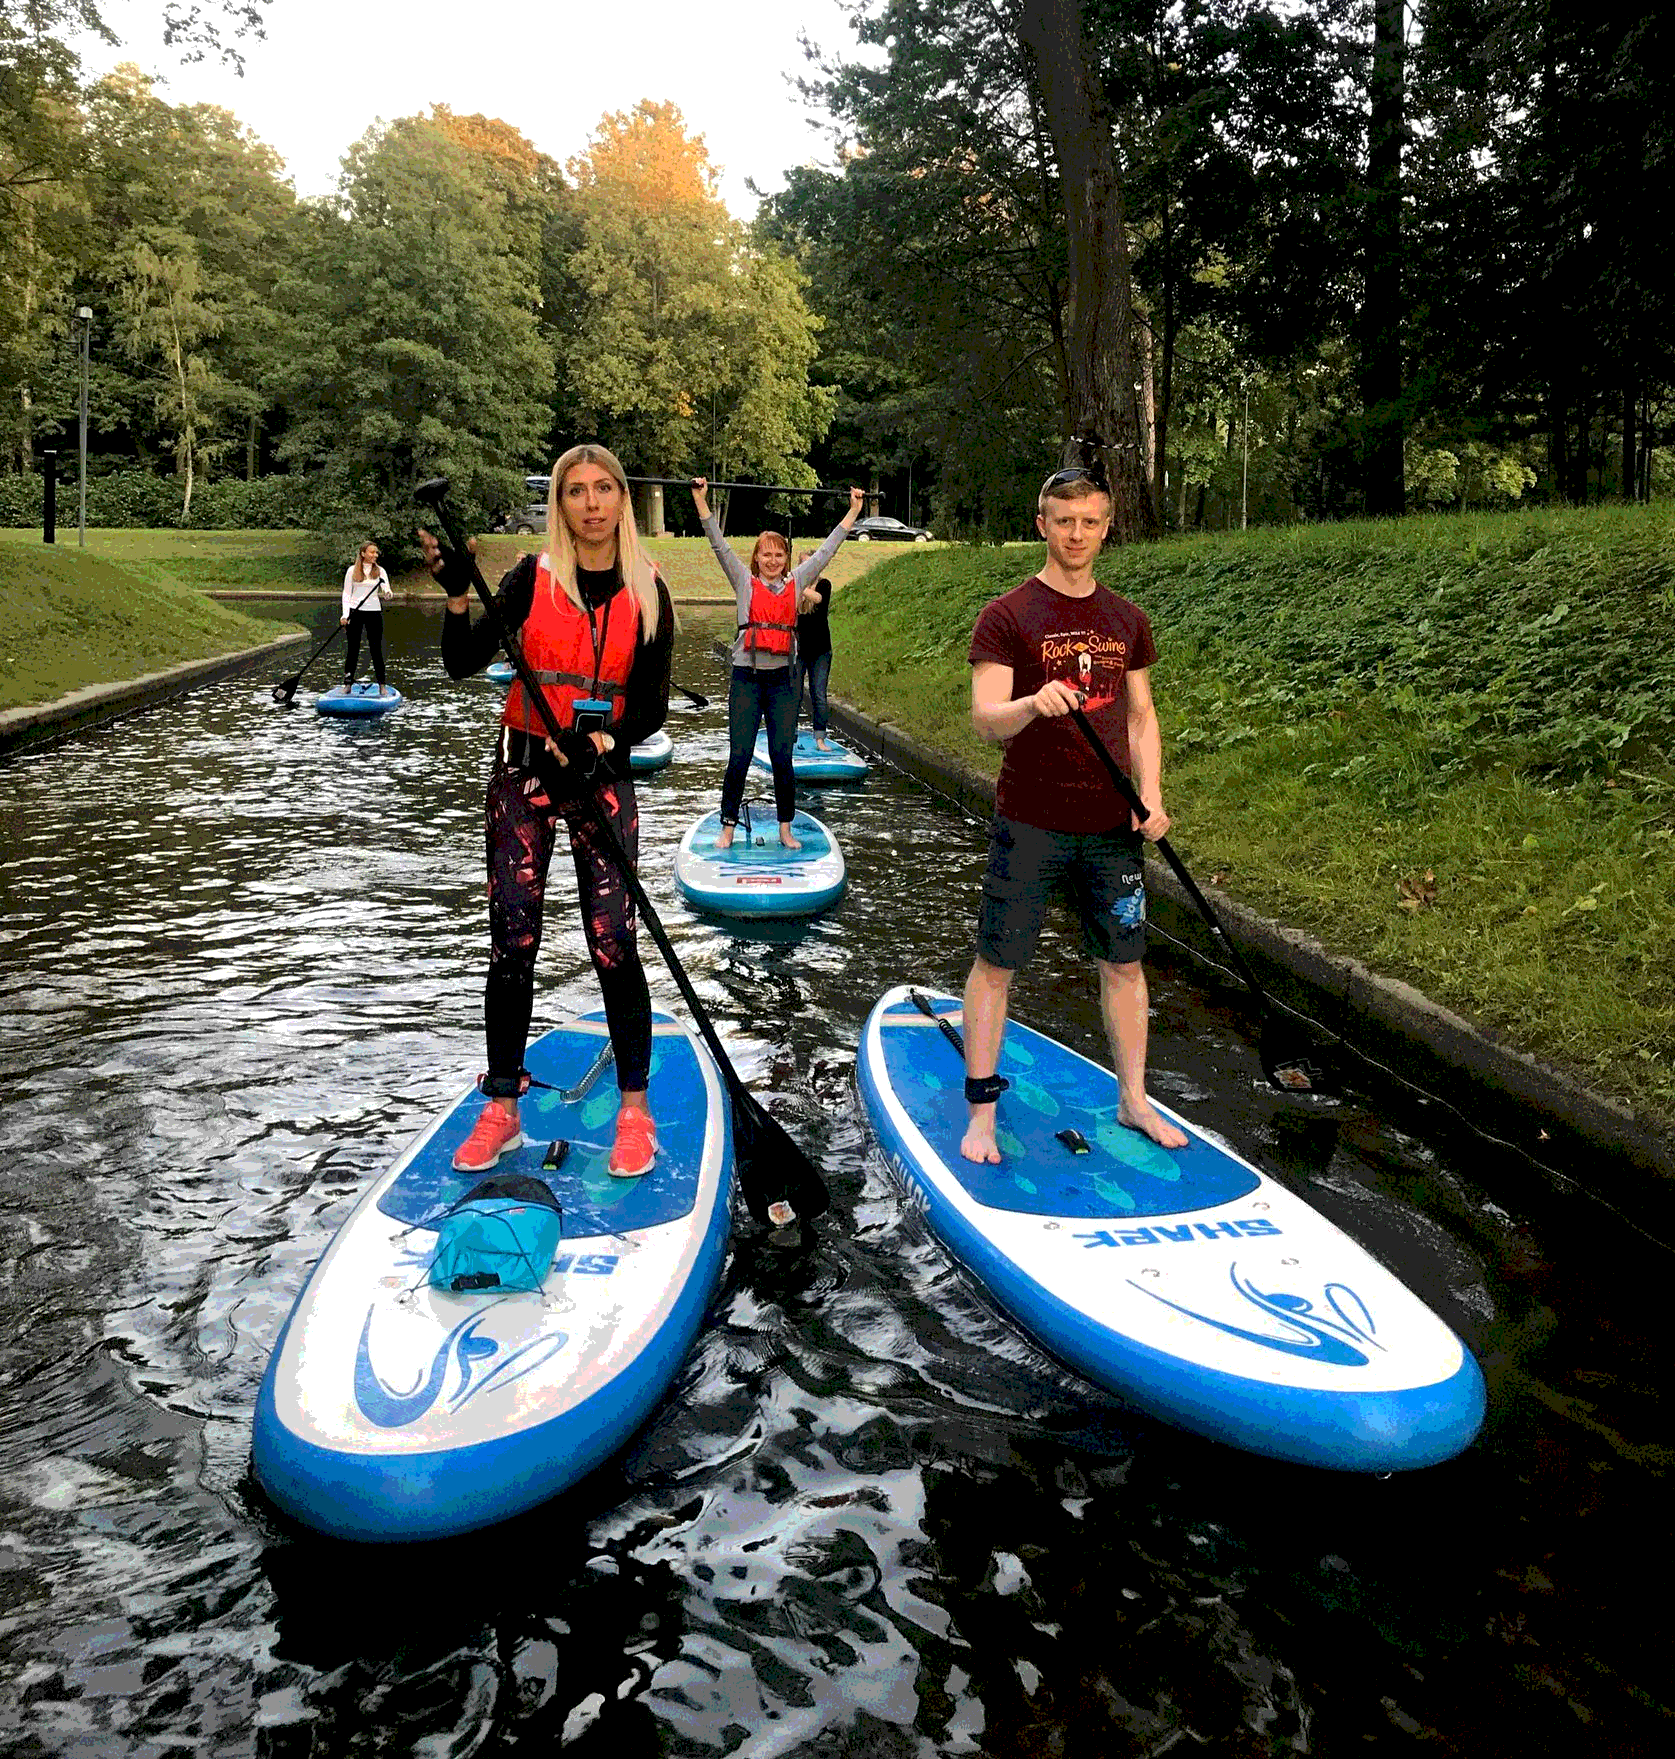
[274,114,553,546]
[555,102,832,489]
[1021,0,1158,540]
[1361,0,1405,513]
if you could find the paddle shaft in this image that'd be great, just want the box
[418,487,823,1216]
[1067,706,1276,1013]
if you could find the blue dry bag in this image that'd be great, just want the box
[428,1173,563,1294]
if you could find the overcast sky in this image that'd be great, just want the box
[86,0,869,215]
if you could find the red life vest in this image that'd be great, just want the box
[503,558,640,735]
[739,575,797,662]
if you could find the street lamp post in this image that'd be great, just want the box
[76,306,92,549]
[1240,377,1250,531]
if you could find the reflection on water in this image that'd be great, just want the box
[0,604,1669,1754]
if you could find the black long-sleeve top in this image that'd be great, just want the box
[442,553,674,780]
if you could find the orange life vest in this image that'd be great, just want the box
[739,575,797,663]
[503,558,640,735]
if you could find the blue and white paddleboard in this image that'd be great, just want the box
[485,660,516,685]
[629,730,674,774]
[858,986,1486,1471]
[753,729,869,783]
[673,809,846,919]
[316,682,402,717]
[253,1008,733,1542]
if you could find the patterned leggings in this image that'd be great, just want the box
[482,763,651,1096]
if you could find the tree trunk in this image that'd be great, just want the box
[1019,0,1158,543]
[248,413,260,482]
[1360,0,1405,516]
[1620,378,1636,501]
[1137,310,1157,514]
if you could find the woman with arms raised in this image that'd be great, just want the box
[424,444,674,1178]
[690,478,864,849]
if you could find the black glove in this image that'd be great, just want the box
[433,546,475,599]
[530,732,605,803]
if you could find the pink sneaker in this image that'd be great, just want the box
[608,1108,658,1178]
[453,1103,523,1173]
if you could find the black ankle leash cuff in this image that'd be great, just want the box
[965,1074,1009,1105]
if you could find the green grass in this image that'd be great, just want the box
[829,509,1675,1123]
[0,541,304,709]
[0,526,334,594]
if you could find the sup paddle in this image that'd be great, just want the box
[414,476,829,1229]
[1068,706,1342,1102]
[673,682,709,709]
[272,576,388,705]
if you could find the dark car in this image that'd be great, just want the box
[497,475,550,535]
[847,514,933,543]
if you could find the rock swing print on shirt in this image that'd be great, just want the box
[1041,628,1131,715]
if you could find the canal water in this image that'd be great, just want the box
[1,604,1668,1756]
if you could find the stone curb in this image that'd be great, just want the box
[0,632,309,761]
[810,688,1675,1215]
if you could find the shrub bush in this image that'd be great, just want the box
[0,468,317,529]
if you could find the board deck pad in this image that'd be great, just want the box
[859,986,1486,1471]
[753,728,869,781]
[883,1002,1258,1218]
[382,1025,700,1239]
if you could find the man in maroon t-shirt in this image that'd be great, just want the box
[960,468,1187,1162]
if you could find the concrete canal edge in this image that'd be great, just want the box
[807,682,1675,1220]
[0,631,309,761]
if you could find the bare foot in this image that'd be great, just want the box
[1119,1099,1188,1150]
[815,737,834,751]
[717,824,735,850]
[779,825,802,850]
[960,1107,1003,1163]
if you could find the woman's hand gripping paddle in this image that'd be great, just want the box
[1067,706,1343,1104]
[414,476,829,1228]
[271,577,388,706]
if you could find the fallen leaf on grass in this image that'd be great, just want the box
[1208,870,1229,887]
[1396,871,1438,912]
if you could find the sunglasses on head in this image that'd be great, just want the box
[1041,463,1109,496]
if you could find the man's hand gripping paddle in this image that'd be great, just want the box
[1068,706,1343,1104]
[413,476,829,1229]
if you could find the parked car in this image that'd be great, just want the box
[847,514,933,543]
[496,475,551,535]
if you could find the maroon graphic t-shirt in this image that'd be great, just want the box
[968,575,1158,832]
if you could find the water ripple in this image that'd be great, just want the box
[1,605,1669,1754]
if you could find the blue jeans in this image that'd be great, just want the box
[796,649,831,733]
[722,666,798,824]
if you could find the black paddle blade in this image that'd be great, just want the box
[731,1087,830,1227]
[1258,1021,1344,1105]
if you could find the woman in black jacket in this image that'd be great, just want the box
[423,443,673,1179]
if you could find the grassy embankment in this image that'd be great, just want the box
[0,523,893,710]
[827,504,1675,1124]
[0,528,318,710]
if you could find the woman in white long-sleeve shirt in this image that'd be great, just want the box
[341,541,393,693]
[690,478,864,849]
